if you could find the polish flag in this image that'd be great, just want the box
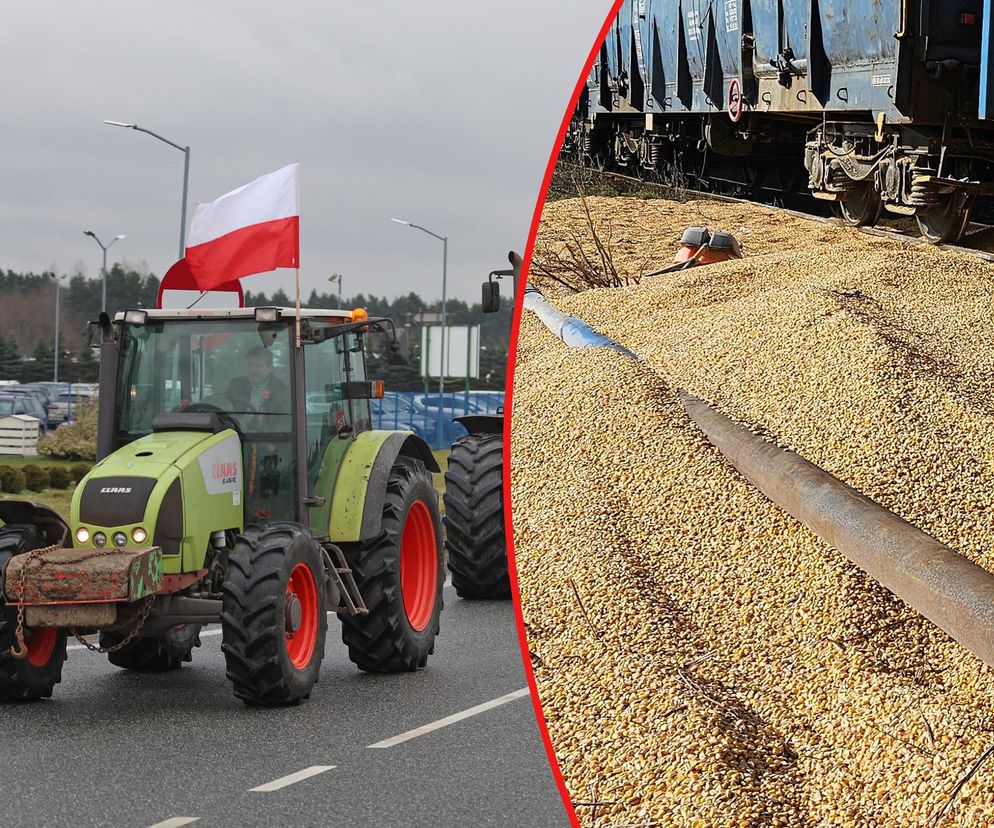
[185,163,299,291]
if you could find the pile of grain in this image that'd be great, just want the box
[512,196,994,826]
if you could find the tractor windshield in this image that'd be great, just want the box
[115,317,294,439]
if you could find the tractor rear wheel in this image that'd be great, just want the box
[100,624,202,671]
[443,433,510,599]
[220,523,328,706]
[339,458,444,672]
[0,524,68,701]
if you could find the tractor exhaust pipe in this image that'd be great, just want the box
[680,392,994,669]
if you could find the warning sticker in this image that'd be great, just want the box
[725,0,739,32]
[687,10,700,42]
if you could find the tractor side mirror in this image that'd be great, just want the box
[387,338,406,364]
[482,280,500,313]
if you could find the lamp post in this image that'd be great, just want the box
[105,120,190,259]
[83,231,125,314]
[50,273,67,383]
[390,218,447,445]
[328,273,343,306]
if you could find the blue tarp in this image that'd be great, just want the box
[370,390,504,450]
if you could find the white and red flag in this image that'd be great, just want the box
[185,163,299,291]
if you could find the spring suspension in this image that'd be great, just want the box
[649,139,664,168]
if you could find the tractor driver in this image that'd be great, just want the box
[225,346,289,427]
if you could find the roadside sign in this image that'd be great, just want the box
[421,324,480,379]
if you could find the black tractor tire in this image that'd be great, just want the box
[220,523,328,706]
[100,624,203,671]
[0,524,68,701]
[339,458,444,673]
[443,433,510,599]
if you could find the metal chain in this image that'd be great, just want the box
[9,544,60,659]
[8,544,156,658]
[70,595,155,654]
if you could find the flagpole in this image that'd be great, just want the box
[295,267,302,348]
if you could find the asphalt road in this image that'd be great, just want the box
[0,584,568,828]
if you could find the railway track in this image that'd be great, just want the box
[555,161,994,264]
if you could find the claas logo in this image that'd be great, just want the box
[211,462,239,485]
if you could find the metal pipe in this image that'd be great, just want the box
[680,391,994,669]
[522,285,639,359]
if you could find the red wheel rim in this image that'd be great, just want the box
[285,563,319,669]
[728,77,744,123]
[400,500,438,631]
[26,627,57,667]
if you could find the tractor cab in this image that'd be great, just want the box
[94,307,400,531]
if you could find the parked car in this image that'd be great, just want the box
[8,392,48,430]
[0,394,44,437]
[7,386,52,418]
[48,388,94,426]
[370,393,423,428]
[23,383,55,404]
[36,382,69,397]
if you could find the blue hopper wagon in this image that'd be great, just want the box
[566,0,994,243]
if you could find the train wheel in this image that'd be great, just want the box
[917,193,973,244]
[835,187,882,227]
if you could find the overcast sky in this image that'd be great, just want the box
[0,1,608,304]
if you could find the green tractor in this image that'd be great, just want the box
[0,306,444,705]
[442,253,519,600]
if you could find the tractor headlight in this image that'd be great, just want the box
[113,532,128,548]
[75,527,90,544]
[132,527,147,544]
[93,532,107,548]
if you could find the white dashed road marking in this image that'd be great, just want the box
[249,765,336,793]
[146,818,200,828]
[367,687,531,748]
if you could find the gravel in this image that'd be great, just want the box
[512,195,994,826]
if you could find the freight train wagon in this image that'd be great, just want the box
[566,0,994,242]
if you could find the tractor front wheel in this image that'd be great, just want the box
[339,458,444,672]
[100,624,202,671]
[0,524,68,701]
[220,523,328,706]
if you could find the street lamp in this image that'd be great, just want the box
[328,273,343,307]
[83,231,125,314]
[390,217,448,414]
[105,120,190,260]
[50,273,68,383]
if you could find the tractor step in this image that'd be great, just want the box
[323,543,367,615]
[2,546,164,604]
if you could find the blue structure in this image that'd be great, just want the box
[370,391,504,450]
[570,0,994,244]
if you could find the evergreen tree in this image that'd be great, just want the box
[74,347,99,383]
[0,336,23,381]
[23,342,54,382]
